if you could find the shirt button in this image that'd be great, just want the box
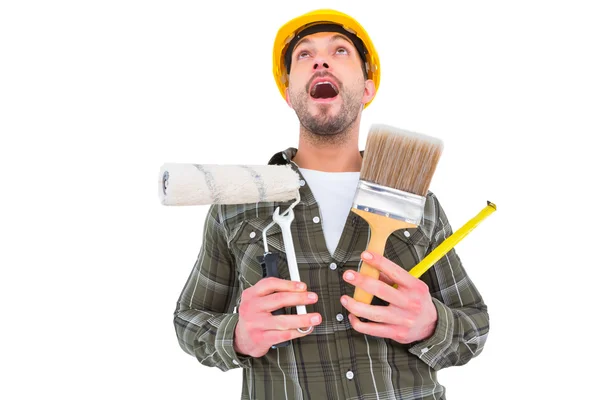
[232,359,239,365]
[336,313,344,322]
[249,231,256,239]
[329,262,337,271]
[313,216,320,223]
[299,179,306,187]
[346,371,354,380]
[404,230,411,237]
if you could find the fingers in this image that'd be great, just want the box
[259,291,319,313]
[340,295,397,323]
[235,313,321,357]
[347,314,411,342]
[236,279,321,355]
[343,269,411,308]
[249,277,307,298]
[261,313,322,331]
[378,271,395,286]
[263,323,318,346]
[360,251,419,290]
[260,313,322,347]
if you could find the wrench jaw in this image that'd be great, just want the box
[272,206,293,224]
[272,206,301,284]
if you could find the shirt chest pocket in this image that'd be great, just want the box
[229,219,291,289]
[387,226,432,270]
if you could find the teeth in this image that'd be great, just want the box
[311,81,339,96]
[316,81,337,92]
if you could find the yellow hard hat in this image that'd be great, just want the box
[273,9,380,108]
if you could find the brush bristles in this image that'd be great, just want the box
[360,124,443,196]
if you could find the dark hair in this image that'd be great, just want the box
[284,23,369,79]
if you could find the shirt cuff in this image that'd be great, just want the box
[408,298,454,370]
[215,313,252,369]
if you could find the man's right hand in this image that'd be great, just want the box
[233,277,322,358]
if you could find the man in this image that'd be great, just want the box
[174,9,489,400]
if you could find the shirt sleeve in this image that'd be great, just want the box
[408,194,490,371]
[173,204,251,371]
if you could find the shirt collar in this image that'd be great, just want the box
[267,148,365,166]
[267,147,298,166]
[267,148,433,241]
[267,147,365,208]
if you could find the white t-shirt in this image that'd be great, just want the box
[298,168,360,256]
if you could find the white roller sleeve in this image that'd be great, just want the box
[158,163,301,205]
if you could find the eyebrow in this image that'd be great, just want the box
[293,34,354,54]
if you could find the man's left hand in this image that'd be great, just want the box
[340,251,438,344]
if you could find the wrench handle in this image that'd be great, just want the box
[278,219,307,316]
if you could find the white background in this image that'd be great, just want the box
[1,1,599,399]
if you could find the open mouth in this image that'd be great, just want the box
[310,81,339,100]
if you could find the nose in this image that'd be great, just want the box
[313,59,329,71]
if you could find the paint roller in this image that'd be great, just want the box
[159,162,313,337]
[159,163,301,206]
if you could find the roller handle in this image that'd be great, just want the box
[258,252,290,348]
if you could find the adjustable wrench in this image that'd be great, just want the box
[272,206,313,334]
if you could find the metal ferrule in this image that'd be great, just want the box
[352,180,426,225]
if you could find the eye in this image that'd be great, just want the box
[297,50,310,60]
[336,47,349,55]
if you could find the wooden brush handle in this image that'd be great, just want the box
[351,209,416,304]
[354,230,388,305]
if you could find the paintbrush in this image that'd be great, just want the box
[351,124,443,304]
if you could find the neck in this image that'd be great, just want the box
[293,117,362,172]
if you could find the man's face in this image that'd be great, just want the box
[286,31,375,137]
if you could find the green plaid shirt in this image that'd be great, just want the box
[174,148,489,400]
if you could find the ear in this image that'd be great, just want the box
[285,86,293,108]
[362,79,376,105]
